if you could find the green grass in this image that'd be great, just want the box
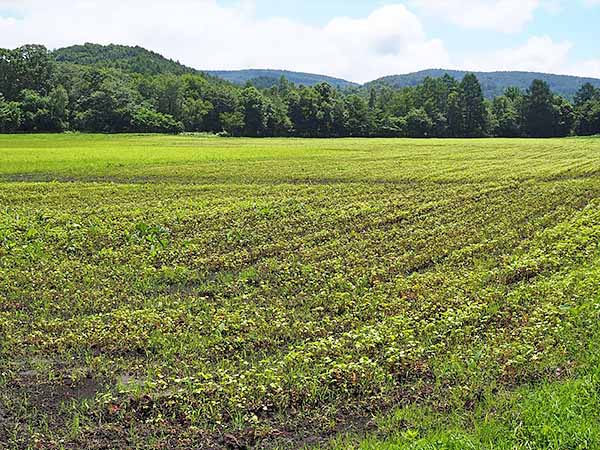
[1,134,600,449]
[331,337,600,450]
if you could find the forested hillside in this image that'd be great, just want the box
[52,44,356,88]
[206,69,357,89]
[53,43,199,76]
[55,44,600,99]
[369,69,600,100]
[1,44,600,138]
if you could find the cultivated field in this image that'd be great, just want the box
[1,135,600,449]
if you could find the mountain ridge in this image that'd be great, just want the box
[52,44,600,98]
[204,69,358,89]
[366,69,600,99]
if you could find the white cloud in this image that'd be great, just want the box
[575,59,600,78]
[1,1,597,82]
[0,0,449,83]
[410,0,542,32]
[542,0,563,14]
[461,36,573,73]
[322,5,449,82]
[460,35,600,79]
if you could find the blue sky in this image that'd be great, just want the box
[218,0,600,60]
[219,0,385,24]
[1,0,599,82]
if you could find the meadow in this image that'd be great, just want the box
[1,134,600,449]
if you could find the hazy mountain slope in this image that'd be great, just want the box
[53,44,356,88]
[205,69,358,89]
[52,44,600,98]
[367,69,600,99]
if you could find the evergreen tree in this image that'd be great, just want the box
[345,95,371,137]
[574,100,600,136]
[524,80,558,137]
[404,108,433,138]
[553,96,575,137]
[240,86,269,137]
[491,96,520,137]
[573,84,600,136]
[447,91,464,137]
[459,74,487,137]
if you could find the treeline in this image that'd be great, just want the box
[1,45,600,137]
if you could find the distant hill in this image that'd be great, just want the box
[53,44,357,88]
[53,43,199,76]
[205,69,358,89]
[52,44,600,99]
[367,69,600,99]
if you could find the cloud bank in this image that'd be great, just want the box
[410,0,542,33]
[0,0,598,82]
[0,0,450,83]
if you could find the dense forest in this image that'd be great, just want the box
[1,44,600,137]
[53,44,197,76]
[368,69,600,100]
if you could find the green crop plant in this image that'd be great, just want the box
[0,134,600,449]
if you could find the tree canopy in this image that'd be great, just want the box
[0,44,598,138]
